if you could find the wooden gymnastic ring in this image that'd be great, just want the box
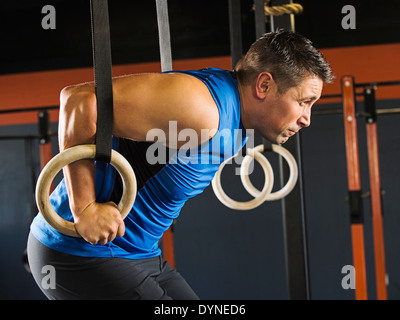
[240,144,298,201]
[35,144,137,237]
[211,150,274,210]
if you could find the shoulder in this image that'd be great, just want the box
[158,72,220,145]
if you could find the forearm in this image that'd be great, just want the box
[63,160,96,217]
[59,85,97,218]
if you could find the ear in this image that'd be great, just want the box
[255,72,273,99]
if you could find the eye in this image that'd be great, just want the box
[299,99,313,107]
[299,100,307,107]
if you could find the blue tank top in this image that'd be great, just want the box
[30,68,247,259]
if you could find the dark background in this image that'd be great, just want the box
[0,0,399,299]
[1,0,399,74]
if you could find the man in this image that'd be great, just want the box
[28,30,333,299]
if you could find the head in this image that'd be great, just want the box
[236,30,334,144]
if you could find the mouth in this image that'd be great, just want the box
[278,130,297,144]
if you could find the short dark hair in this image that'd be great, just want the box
[235,29,334,93]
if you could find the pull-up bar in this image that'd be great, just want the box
[314,79,400,117]
[355,80,400,88]
[0,105,58,115]
[319,79,400,101]
[313,106,400,117]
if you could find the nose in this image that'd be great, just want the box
[298,107,311,128]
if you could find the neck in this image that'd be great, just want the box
[237,81,253,132]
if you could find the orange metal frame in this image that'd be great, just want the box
[162,228,176,269]
[365,98,387,300]
[341,76,368,300]
[342,76,388,300]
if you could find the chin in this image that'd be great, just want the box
[260,132,288,145]
[278,136,289,144]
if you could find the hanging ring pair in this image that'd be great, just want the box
[212,144,298,210]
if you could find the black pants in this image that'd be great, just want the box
[27,232,199,300]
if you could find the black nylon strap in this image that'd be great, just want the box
[228,0,243,69]
[155,0,173,72]
[90,0,113,163]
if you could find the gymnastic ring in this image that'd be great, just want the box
[240,144,298,201]
[35,144,137,237]
[211,150,274,210]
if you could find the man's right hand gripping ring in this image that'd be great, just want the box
[35,144,137,237]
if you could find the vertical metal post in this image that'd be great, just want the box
[38,110,54,195]
[364,88,387,300]
[342,76,368,300]
[38,111,53,170]
[155,0,176,269]
[228,0,243,68]
[254,0,266,38]
[155,0,173,72]
[268,0,310,300]
[270,0,296,32]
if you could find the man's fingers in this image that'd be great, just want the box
[107,219,125,243]
[78,201,126,245]
[116,220,126,238]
